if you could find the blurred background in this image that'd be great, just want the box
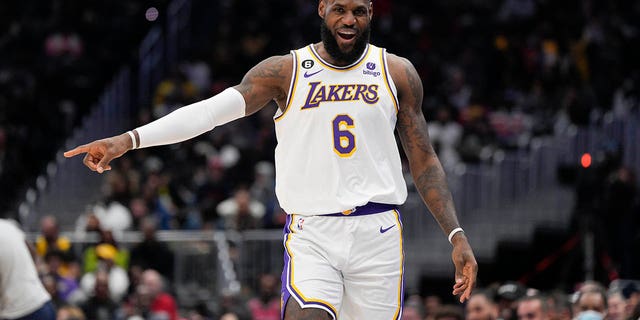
[0,0,639,319]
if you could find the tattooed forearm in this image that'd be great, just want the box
[414,161,460,233]
[395,56,460,234]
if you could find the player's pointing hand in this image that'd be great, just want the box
[451,232,478,303]
[63,133,133,173]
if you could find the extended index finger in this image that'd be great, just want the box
[64,144,91,158]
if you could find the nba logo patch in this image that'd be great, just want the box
[297,217,305,231]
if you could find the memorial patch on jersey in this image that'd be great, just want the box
[301,81,379,109]
[301,59,314,69]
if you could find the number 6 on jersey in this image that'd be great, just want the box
[332,114,356,157]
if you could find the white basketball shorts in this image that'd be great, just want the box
[280,202,405,320]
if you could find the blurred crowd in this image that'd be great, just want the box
[401,280,640,320]
[0,1,167,215]
[2,0,640,319]
[32,214,284,319]
[28,214,640,320]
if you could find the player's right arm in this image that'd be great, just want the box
[64,54,293,173]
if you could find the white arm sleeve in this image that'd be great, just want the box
[135,88,246,148]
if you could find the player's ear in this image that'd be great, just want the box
[318,0,326,19]
[369,1,373,20]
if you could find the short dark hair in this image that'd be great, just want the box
[434,304,465,320]
[575,287,608,310]
[471,289,498,304]
[517,295,549,313]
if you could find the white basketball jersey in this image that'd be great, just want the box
[274,44,407,215]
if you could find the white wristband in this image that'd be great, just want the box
[126,131,137,149]
[448,227,464,244]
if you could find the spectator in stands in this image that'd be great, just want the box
[516,295,550,320]
[35,215,78,278]
[546,291,572,320]
[183,301,213,320]
[433,304,465,320]
[40,273,64,309]
[216,186,265,231]
[138,269,178,320]
[622,283,640,320]
[428,106,463,170]
[424,294,443,320]
[497,282,527,320]
[93,201,133,233]
[130,216,174,279]
[574,286,607,320]
[80,243,130,303]
[402,293,425,320]
[215,290,250,320]
[606,290,628,320]
[56,305,86,320]
[103,167,134,207]
[180,54,212,98]
[153,69,198,118]
[247,273,280,320]
[457,104,495,163]
[128,196,150,230]
[219,313,240,320]
[250,161,277,227]
[80,269,119,320]
[466,290,499,320]
[84,212,102,233]
[42,251,84,305]
[402,304,424,320]
[195,156,231,227]
[141,169,183,230]
[83,228,130,273]
[631,303,640,320]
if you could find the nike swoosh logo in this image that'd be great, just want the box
[303,69,323,78]
[379,225,395,233]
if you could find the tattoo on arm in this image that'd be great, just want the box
[234,55,290,115]
[395,57,460,234]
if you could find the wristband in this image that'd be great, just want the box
[127,131,137,149]
[448,227,464,244]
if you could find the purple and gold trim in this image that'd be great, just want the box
[281,214,338,319]
[381,48,399,114]
[325,201,398,217]
[392,209,405,320]
[275,50,299,122]
[308,44,371,71]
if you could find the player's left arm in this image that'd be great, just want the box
[388,53,478,303]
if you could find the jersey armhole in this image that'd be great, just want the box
[275,50,299,121]
[381,48,400,114]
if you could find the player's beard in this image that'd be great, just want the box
[321,20,370,65]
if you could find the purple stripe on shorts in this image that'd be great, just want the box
[324,202,398,216]
[280,214,337,319]
[395,208,405,320]
[281,214,292,320]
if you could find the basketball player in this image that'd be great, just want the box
[65,0,477,318]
